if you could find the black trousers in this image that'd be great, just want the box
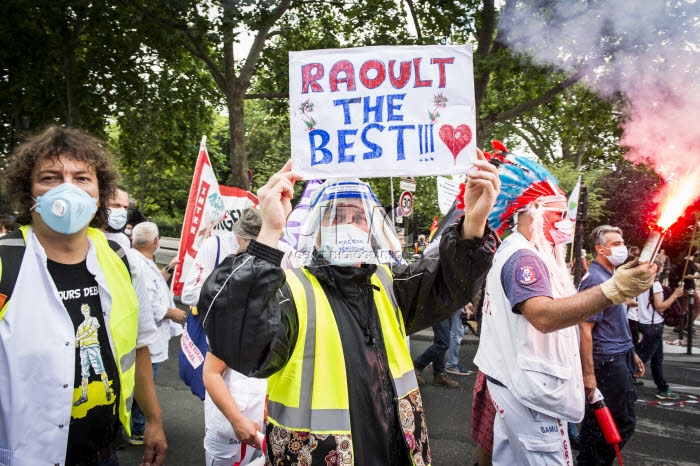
[577,348,637,466]
[628,318,640,346]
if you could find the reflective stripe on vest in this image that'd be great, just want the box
[267,265,418,435]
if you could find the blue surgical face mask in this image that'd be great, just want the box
[107,207,127,230]
[33,183,98,234]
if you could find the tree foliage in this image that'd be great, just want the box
[109,53,218,217]
[115,0,295,190]
[2,0,678,241]
[0,0,144,147]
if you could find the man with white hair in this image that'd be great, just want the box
[473,157,656,465]
[128,221,186,444]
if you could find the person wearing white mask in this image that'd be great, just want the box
[577,225,648,465]
[0,125,167,465]
[103,185,131,250]
[474,157,656,466]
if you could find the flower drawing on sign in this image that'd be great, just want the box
[428,93,448,123]
[299,99,317,130]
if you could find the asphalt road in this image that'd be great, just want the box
[118,333,700,466]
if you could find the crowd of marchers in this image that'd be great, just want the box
[1,125,690,466]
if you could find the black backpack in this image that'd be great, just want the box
[649,284,685,327]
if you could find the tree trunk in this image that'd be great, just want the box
[61,8,80,127]
[219,0,292,189]
[474,0,499,147]
[404,0,422,42]
[228,83,249,189]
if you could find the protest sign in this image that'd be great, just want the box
[289,45,476,179]
[172,138,257,296]
[436,176,461,215]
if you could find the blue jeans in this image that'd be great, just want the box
[636,322,669,392]
[446,311,464,368]
[131,362,160,436]
[414,317,451,374]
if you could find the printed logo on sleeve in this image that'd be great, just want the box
[516,265,539,286]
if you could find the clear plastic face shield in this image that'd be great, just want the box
[296,179,404,266]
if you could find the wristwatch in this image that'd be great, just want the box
[164,265,174,274]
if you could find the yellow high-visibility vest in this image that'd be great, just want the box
[86,227,140,435]
[267,264,428,465]
[1,226,139,435]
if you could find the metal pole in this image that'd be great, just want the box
[390,177,395,225]
[679,215,698,342]
[573,186,588,287]
[681,215,698,279]
[687,289,694,354]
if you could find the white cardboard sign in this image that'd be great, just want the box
[289,45,476,179]
[437,176,461,215]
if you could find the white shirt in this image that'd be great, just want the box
[124,249,159,349]
[474,232,584,422]
[104,231,131,250]
[130,249,183,363]
[627,303,639,322]
[0,228,155,465]
[637,281,665,324]
[181,234,239,306]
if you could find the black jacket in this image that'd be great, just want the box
[198,219,497,464]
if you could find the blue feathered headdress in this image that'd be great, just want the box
[488,154,565,235]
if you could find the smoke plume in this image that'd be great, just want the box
[499,0,700,184]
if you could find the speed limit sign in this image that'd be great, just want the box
[399,191,414,217]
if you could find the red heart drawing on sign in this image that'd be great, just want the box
[439,124,472,163]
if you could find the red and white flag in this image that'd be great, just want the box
[172,137,257,296]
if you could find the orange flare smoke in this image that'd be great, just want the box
[657,174,700,230]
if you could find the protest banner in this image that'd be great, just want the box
[289,45,476,179]
[436,175,461,215]
[214,186,259,234]
[172,137,258,296]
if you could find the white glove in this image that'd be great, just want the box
[600,259,656,304]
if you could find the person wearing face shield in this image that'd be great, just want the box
[472,157,656,466]
[0,126,167,465]
[197,152,501,465]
